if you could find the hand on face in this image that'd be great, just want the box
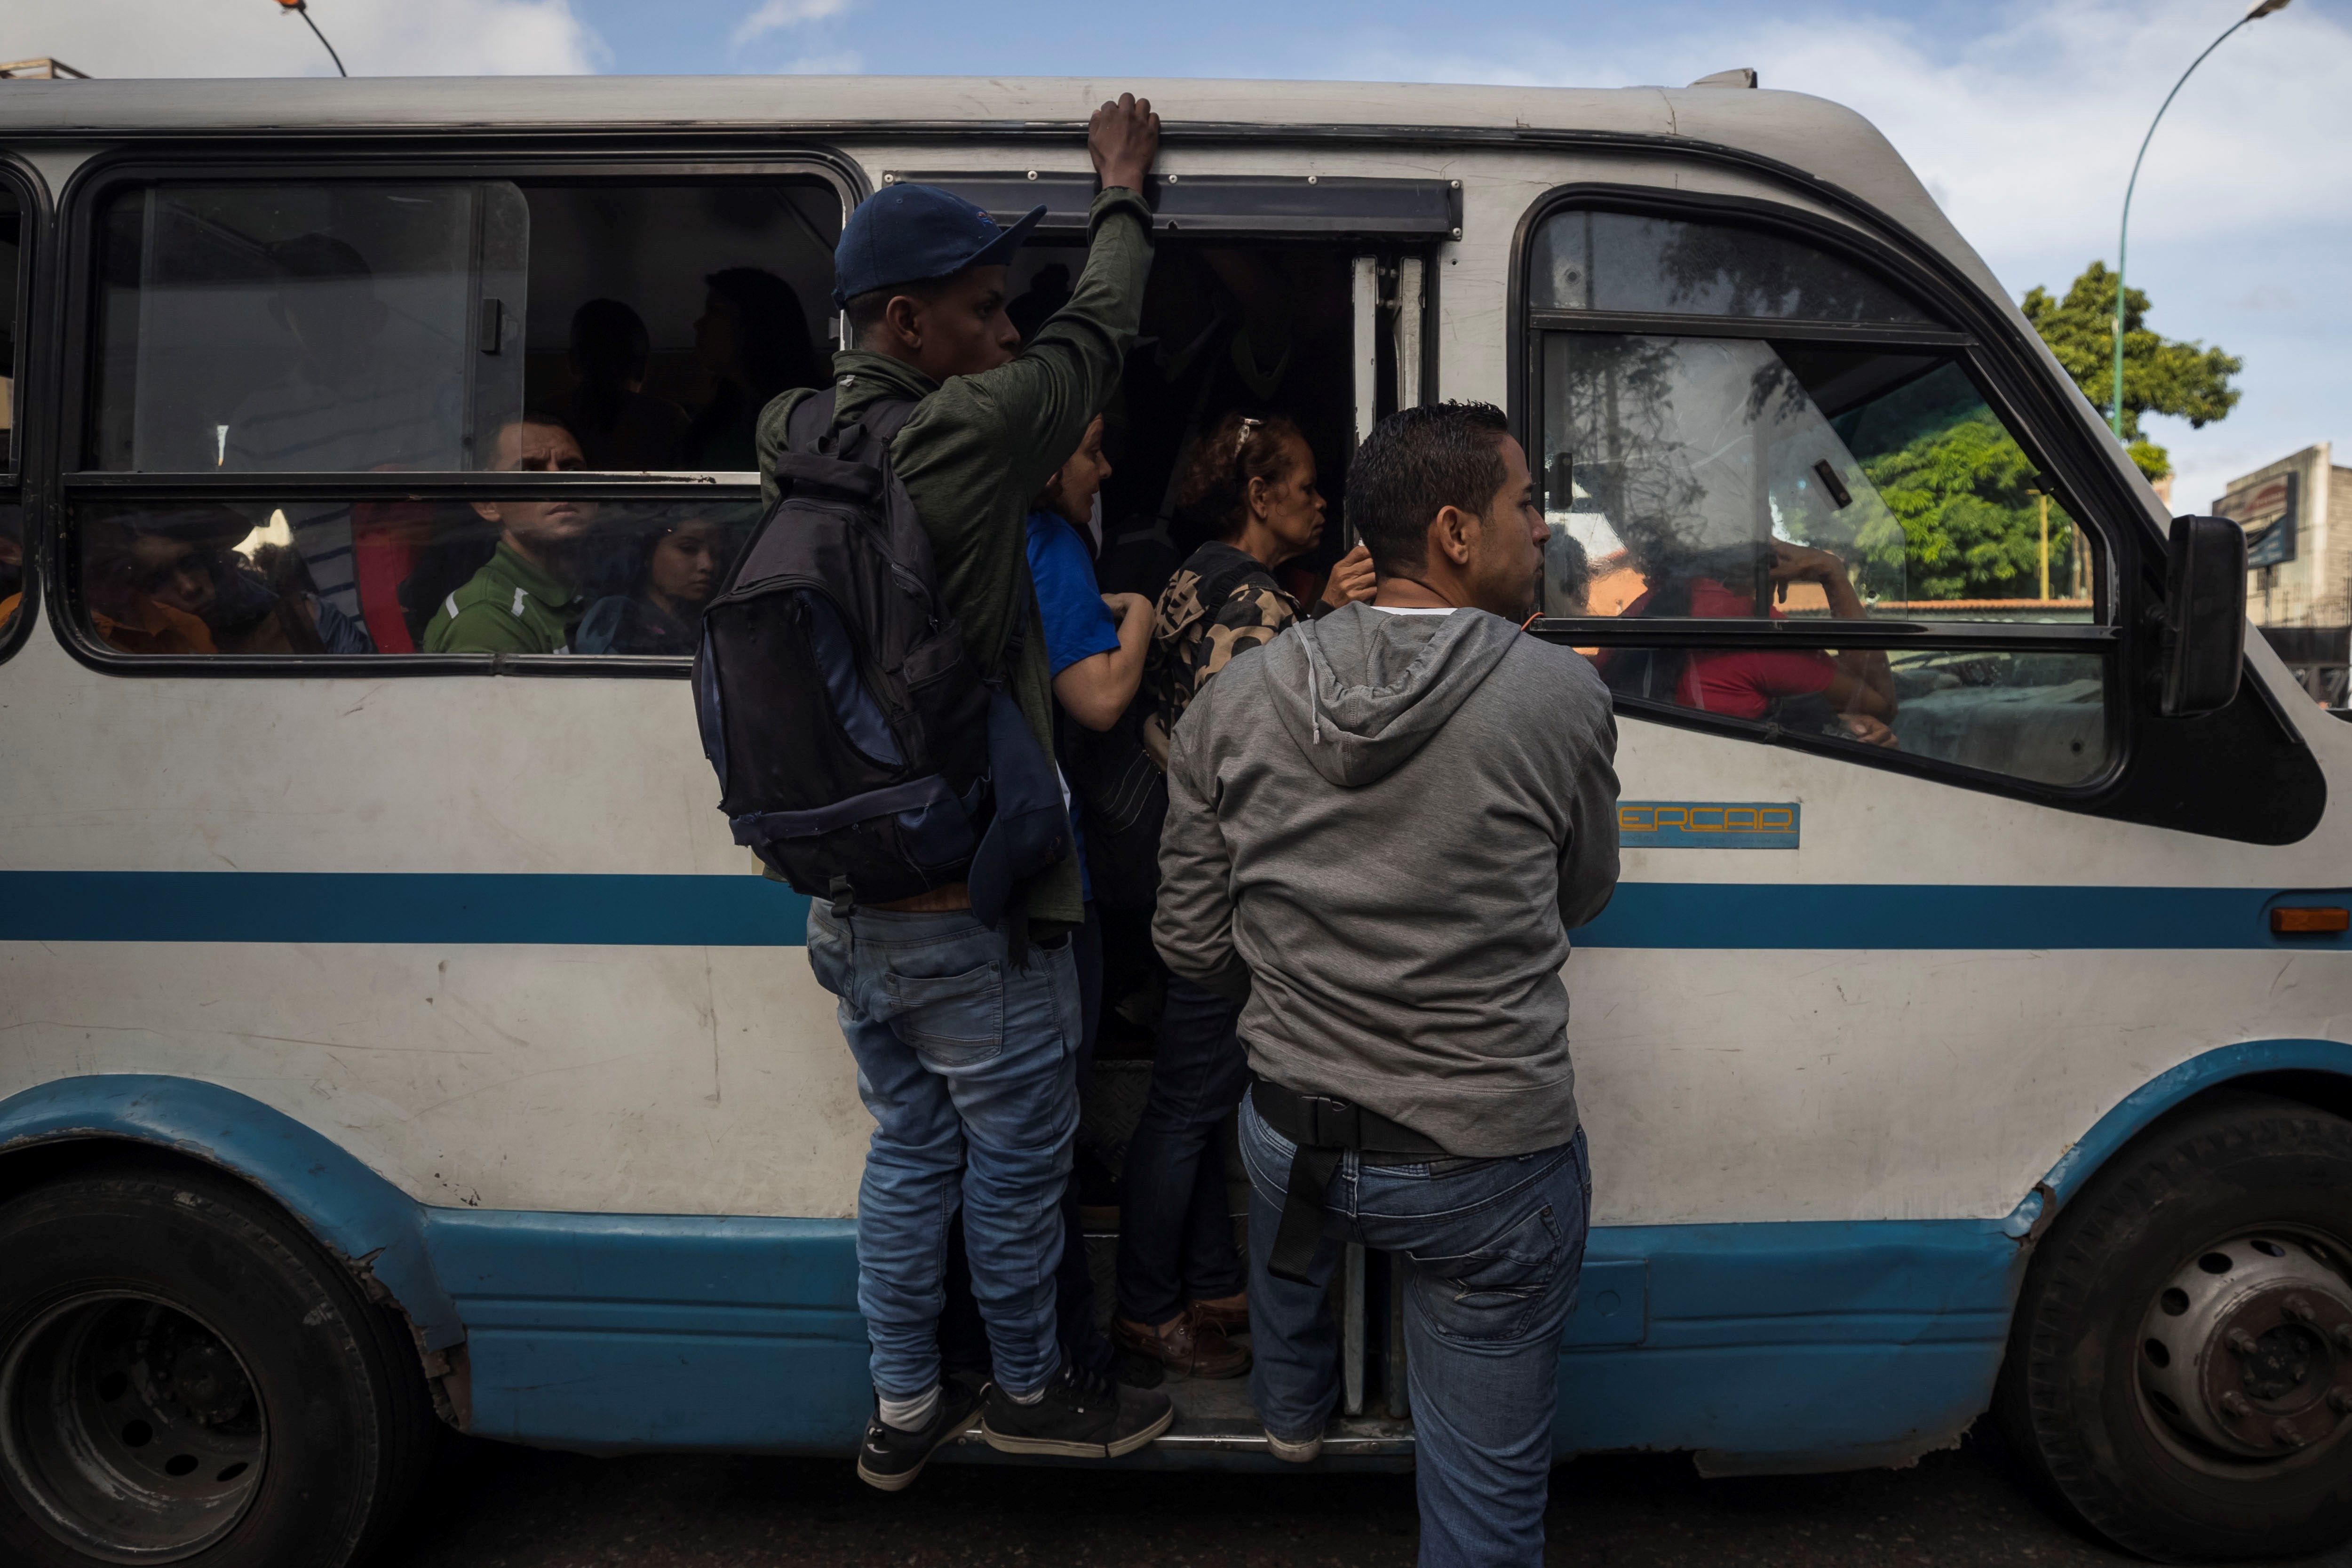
[1318,542,1375,610]
[131,534,217,621]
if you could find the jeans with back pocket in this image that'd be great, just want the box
[807,903,1082,1402]
[1240,1096,1590,1568]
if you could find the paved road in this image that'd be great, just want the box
[380,1423,2352,1568]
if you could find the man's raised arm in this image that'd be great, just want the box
[963,94,1161,498]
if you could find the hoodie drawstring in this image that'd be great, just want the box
[1305,645,1325,744]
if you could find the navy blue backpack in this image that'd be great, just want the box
[692,391,1069,925]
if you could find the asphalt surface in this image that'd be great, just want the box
[380,1423,2352,1568]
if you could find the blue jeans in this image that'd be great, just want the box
[1240,1097,1590,1568]
[939,905,1114,1381]
[807,904,1082,1401]
[1115,976,1250,1323]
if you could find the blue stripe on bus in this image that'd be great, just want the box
[14,1051,2352,1466]
[0,871,2339,950]
[417,1205,2020,1460]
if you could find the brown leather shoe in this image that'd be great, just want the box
[1113,1310,1250,1379]
[1188,1292,1248,1335]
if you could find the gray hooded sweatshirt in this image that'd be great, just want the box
[1154,603,1620,1159]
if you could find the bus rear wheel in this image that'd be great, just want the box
[0,1163,435,1568]
[1998,1093,2352,1561]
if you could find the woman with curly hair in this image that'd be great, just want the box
[1136,412,1372,765]
[1112,410,1371,1381]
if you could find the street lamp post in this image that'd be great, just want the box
[276,0,349,78]
[2109,0,2289,438]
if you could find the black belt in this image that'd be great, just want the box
[1250,1079,1449,1285]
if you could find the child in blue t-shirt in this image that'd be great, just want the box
[1025,413,1152,1382]
[1026,414,1154,903]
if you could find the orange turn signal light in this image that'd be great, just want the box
[2271,907,2350,936]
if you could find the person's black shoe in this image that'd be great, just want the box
[981,1357,1175,1458]
[856,1379,985,1492]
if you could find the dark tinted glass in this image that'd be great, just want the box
[74,493,759,657]
[2,188,18,468]
[1592,638,2110,786]
[0,502,23,641]
[519,184,838,474]
[1529,210,1936,323]
[87,179,842,476]
[90,183,529,473]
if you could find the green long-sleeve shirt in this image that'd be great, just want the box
[757,187,1154,927]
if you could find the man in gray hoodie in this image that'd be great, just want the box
[1154,401,1618,1568]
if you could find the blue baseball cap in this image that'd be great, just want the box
[831,183,1049,306]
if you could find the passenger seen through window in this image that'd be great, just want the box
[0,509,22,636]
[576,514,727,655]
[74,505,373,657]
[552,300,690,472]
[1602,540,1897,745]
[421,416,596,655]
[686,269,819,472]
[80,516,216,656]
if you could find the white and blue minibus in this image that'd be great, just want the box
[0,72,2345,1567]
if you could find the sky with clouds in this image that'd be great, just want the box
[11,0,2348,513]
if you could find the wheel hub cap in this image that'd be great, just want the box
[0,1293,267,1563]
[2141,1234,2352,1459]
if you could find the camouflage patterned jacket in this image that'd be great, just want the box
[1140,541,1308,769]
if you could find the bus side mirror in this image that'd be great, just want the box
[2160,515,2248,718]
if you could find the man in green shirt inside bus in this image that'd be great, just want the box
[421,414,596,654]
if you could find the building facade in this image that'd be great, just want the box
[2215,443,2352,704]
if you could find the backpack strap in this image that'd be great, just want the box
[1194,551,1279,622]
[797,391,917,471]
[858,397,920,445]
[785,387,840,454]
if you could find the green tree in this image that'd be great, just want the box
[1855,410,2073,601]
[2019,261,2241,482]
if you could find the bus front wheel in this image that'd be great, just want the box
[1999,1092,2352,1561]
[0,1162,436,1568]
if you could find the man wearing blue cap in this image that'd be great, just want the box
[761,93,1170,1488]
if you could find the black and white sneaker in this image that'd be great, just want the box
[855,1378,985,1492]
[980,1357,1175,1458]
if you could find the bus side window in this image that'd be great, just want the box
[1,182,17,474]
[2,184,21,647]
[1528,207,2115,790]
[0,505,22,640]
[71,176,838,665]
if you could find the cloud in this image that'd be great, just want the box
[8,0,604,77]
[731,0,850,49]
[1330,0,2351,514]
[777,49,863,74]
[1335,0,2347,265]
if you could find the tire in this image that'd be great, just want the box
[1996,1092,2352,1561]
[0,1161,437,1568]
